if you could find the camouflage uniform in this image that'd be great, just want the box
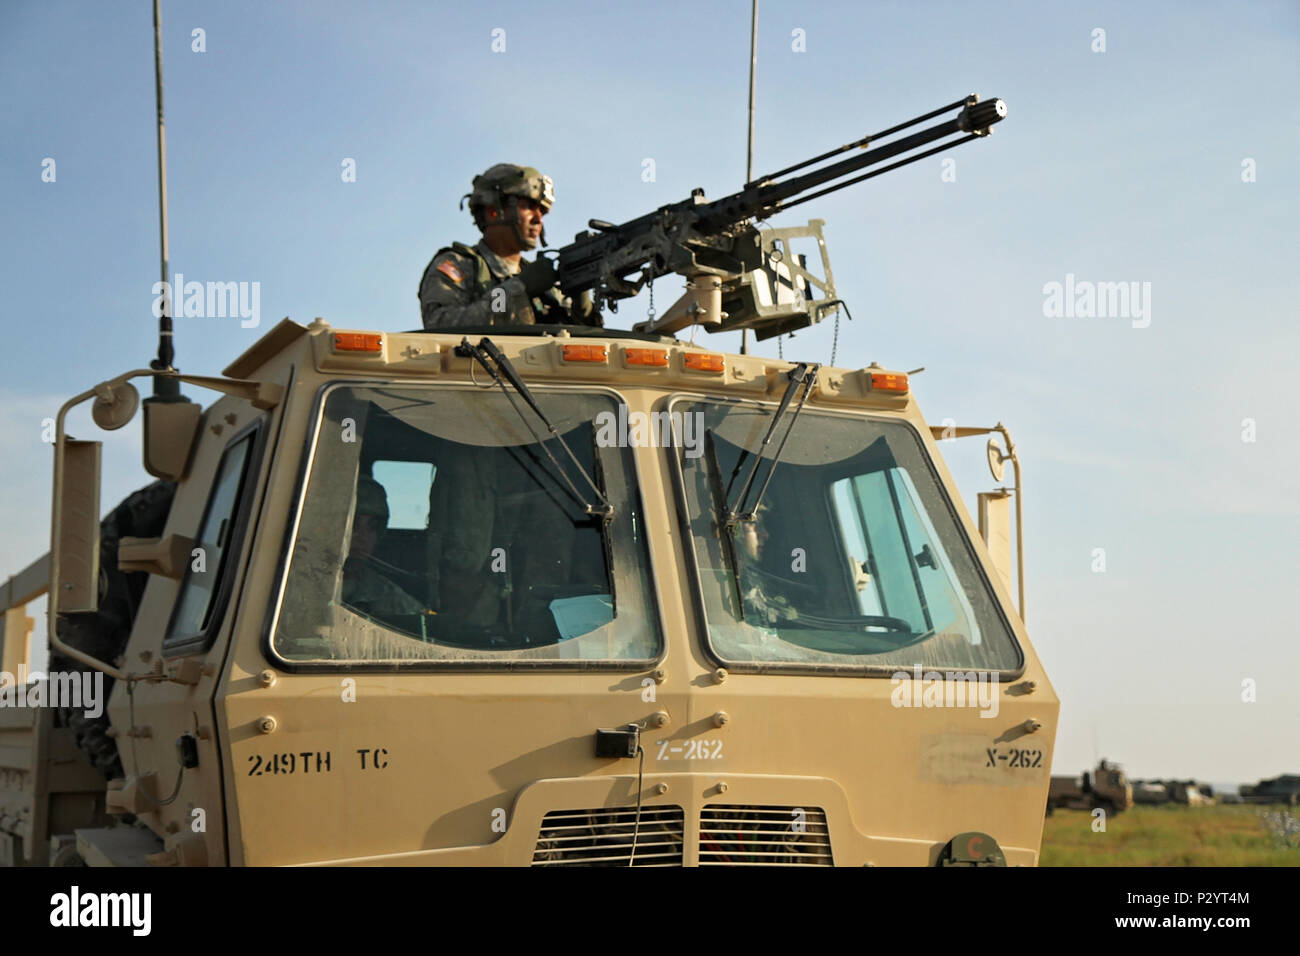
[419,163,592,329]
[418,239,548,328]
[735,515,798,627]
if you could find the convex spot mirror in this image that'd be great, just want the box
[90,382,139,431]
[986,437,1007,483]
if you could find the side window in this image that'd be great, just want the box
[164,426,260,651]
[372,460,436,530]
[830,468,981,644]
[891,468,980,641]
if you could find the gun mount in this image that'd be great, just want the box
[555,93,1007,339]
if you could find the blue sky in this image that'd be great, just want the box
[2,0,1297,783]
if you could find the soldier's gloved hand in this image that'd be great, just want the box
[518,255,558,296]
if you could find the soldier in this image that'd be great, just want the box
[342,475,426,621]
[418,163,598,328]
[735,511,798,627]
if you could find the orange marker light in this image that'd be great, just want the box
[334,333,383,353]
[561,344,608,363]
[684,352,725,373]
[870,372,909,393]
[624,348,669,367]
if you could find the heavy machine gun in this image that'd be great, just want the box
[554,94,1007,339]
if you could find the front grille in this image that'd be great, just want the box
[699,805,833,866]
[532,806,685,866]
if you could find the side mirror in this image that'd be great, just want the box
[56,439,102,613]
[977,489,1013,593]
[143,399,201,480]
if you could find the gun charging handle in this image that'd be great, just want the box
[957,96,1007,136]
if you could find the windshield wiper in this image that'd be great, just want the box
[456,337,614,520]
[724,362,819,527]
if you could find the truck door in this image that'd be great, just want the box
[108,401,270,866]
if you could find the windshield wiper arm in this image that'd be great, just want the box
[725,362,819,526]
[456,337,614,520]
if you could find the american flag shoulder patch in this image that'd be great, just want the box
[436,260,463,284]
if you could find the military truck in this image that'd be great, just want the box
[1132,780,1170,806]
[1165,780,1211,806]
[1132,778,1215,807]
[1241,775,1300,806]
[1,94,1059,867]
[1046,759,1133,816]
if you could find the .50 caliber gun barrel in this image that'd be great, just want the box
[555,94,1006,300]
[699,95,1006,229]
[747,95,976,185]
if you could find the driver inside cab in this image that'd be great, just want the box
[342,475,426,621]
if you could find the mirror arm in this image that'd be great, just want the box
[928,421,1025,623]
[991,423,1024,622]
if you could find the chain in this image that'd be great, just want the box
[831,310,840,367]
[778,335,783,360]
[645,271,655,323]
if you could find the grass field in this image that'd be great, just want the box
[1039,804,1300,866]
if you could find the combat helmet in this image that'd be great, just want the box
[462,163,554,249]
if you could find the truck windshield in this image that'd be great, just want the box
[271,385,660,666]
[674,399,1021,674]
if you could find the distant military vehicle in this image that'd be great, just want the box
[1240,775,1300,806]
[1,94,1058,867]
[1168,780,1210,806]
[1047,759,1133,815]
[1132,779,1213,807]
[1132,781,1170,805]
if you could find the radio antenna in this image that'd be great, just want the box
[741,0,757,357]
[149,0,182,400]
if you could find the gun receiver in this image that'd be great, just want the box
[556,93,1006,339]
